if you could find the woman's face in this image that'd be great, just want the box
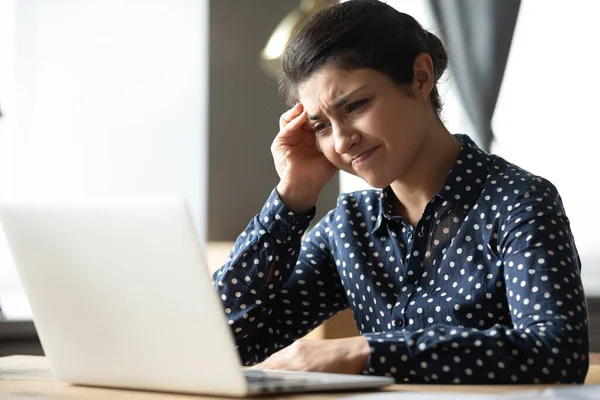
[297,60,435,189]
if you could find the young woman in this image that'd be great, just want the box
[213,0,588,384]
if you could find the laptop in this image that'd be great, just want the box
[0,196,394,396]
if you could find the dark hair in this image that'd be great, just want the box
[280,0,448,116]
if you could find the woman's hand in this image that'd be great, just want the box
[252,337,371,375]
[272,103,338,213]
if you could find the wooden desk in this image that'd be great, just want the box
[0,356,598,399]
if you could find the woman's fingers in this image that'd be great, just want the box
[279,103,304,129]
[282,109,308,134]
[274,107,309,148]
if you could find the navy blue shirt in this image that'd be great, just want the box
[213,134,589,383]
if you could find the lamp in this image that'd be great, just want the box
[260,0,332,80]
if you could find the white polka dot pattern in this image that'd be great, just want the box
[213,134,588,383]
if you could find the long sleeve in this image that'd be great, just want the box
[361,177,588,383]
[212,189,348,365]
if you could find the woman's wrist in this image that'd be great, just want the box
[276,182,321,214]
[338,336,371,374]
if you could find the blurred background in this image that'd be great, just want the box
[1,0,599,355]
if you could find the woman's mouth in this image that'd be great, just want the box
[351,146,380,168]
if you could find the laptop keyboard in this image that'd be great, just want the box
[244,369,314,385]
[243,369,391,394]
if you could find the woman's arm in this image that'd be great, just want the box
[212,189,348,366]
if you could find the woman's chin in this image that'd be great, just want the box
[359,173,391,190]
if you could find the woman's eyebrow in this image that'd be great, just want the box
[307,86,367,120]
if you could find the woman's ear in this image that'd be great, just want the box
[412,53,435,101]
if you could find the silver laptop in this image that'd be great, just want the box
[0,196,394,396]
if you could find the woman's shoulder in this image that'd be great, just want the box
[484,154,565,222]
[488,154,560,196]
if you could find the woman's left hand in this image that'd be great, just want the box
[252,336,371,374]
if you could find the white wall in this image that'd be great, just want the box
[0,0,208,317]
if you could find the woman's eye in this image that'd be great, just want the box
[347,99,369,113]
[313,123,329,133]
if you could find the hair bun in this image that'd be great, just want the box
[424,31,448,82]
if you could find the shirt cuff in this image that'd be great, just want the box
[362,332,408,380]
[258,188,316,243]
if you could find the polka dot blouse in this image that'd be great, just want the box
[213,134,589,384]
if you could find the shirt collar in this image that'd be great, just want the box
[370,134,492,235]
[371,186,397,234]
[437,134,492,213]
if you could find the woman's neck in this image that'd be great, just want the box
[390,124,462,228]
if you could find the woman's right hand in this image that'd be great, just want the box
[272,103,338,214]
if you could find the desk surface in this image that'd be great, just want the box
[0,356,599,399]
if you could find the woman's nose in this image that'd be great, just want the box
[333,125,360,154]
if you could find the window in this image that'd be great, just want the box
[0,0,209,318]
[492,0,600,291]
[0,0,24,318]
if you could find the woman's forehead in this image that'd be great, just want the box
[298,67,379,105]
